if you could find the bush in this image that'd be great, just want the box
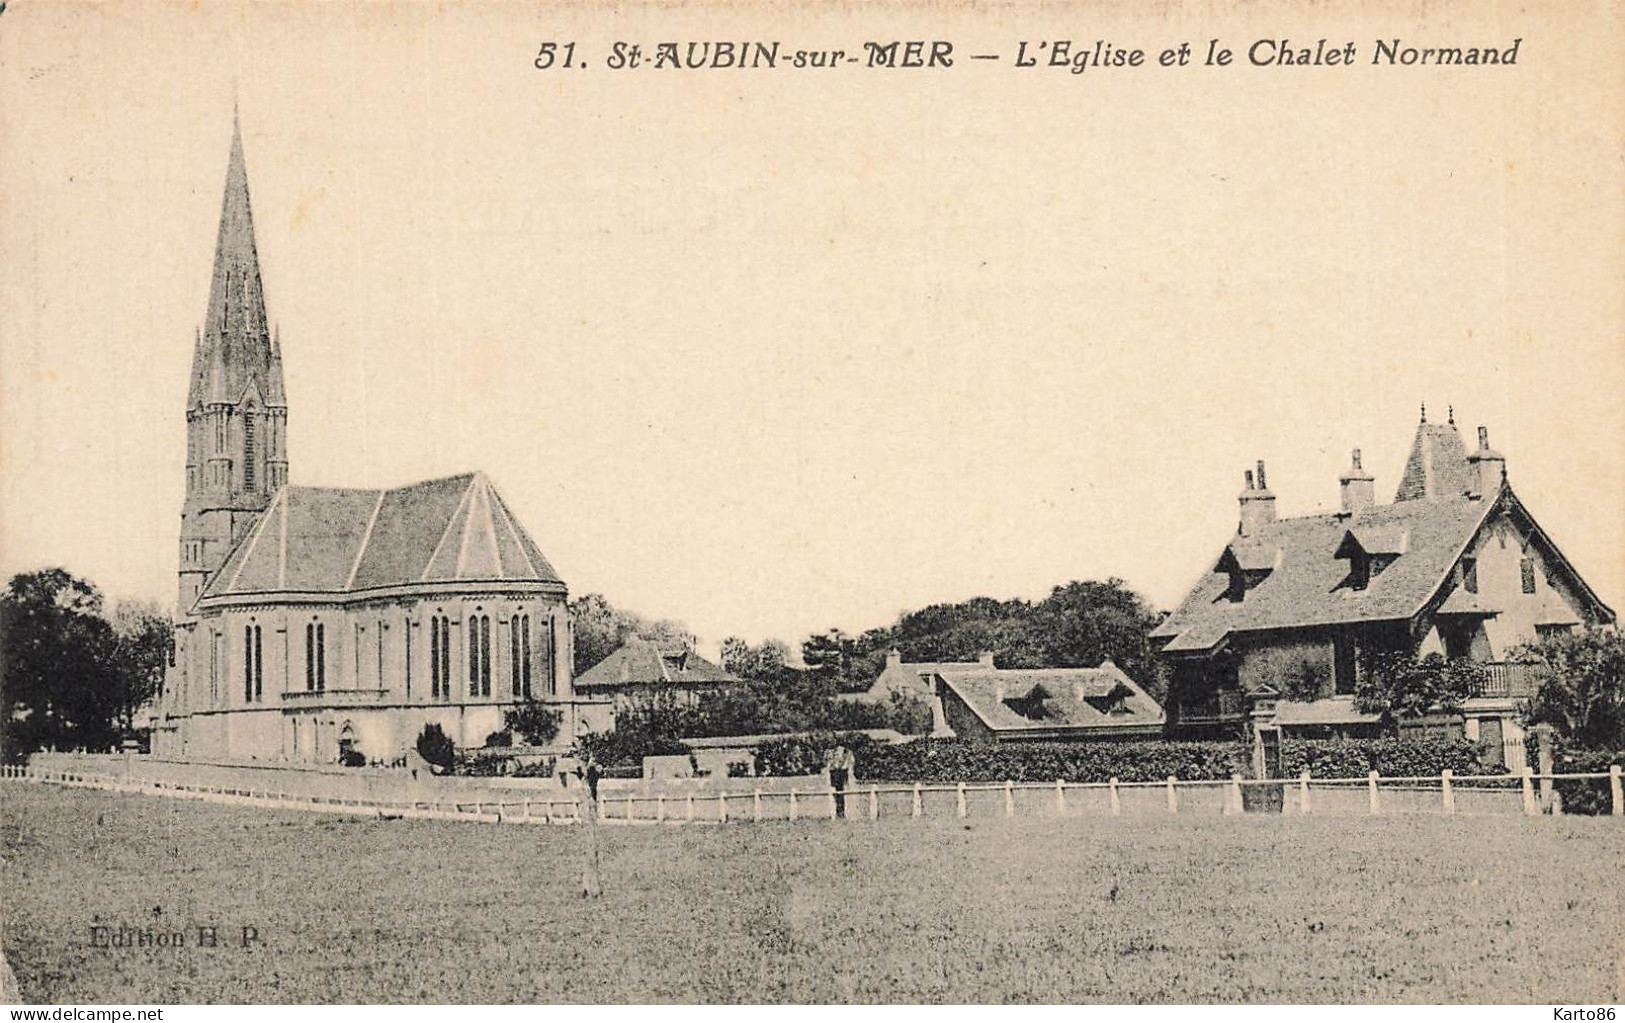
[504,699,562,747]
[851,736,1494,783]
[338,748,367,768]
[484,730,513,748]
[1526,739,1624,816]
[415,723,455,772]
[756,737,826,776]
[575,728,690,769]
[854,739,1246,783]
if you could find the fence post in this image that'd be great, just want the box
[1551,789,1564,816]
[1165,776,1178,814]
[1108,777,1121,816]
[868,786,878,821]
[1521,766,1538,816]
[685,794,694,822]
[912,782,922,818]
[718,792,728,823]
[1055,778,1066,814]
[789,789,798,822]
[753,789,762,823]
[829,788,838,820]
[1004,780,1015,817]
[656,795,665,823]
[1298,770,1311,815]
[1225,774,1242,816]
[1441,769,1455,814]
[1611,765,1622,817]
[1367,771,1380,816]
[956,782,967,819]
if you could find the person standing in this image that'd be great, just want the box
[826,745,855,818]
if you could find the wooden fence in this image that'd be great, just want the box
[2,763,1620,823]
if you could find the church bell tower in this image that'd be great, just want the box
[177,112,289,614]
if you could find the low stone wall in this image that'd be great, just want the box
[27,752,569,806]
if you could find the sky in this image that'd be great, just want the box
[2,2,1621,656]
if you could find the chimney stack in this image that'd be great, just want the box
[1339,448,1376,515]
[1238,460,1277,536]
[977,650,995,668]
[1466,426,1506,499]
[886,648,902,669]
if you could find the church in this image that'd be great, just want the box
[151,117,610,763]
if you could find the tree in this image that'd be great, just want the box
[719,636,789,681]
[1515,628,1624,751]
[1,569,123,762]
[415,723,455,771]
[1355,651,1484,725]
[110,599,169,734]
[569,593,693,676]
[1030,579,1162,689]
[503,697,562,747]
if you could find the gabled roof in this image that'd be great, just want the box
[853,656,989,703]
[197,471,562,605]
[576,637,739,689]
[937,663,1164,735]
[1152,491,1494,654]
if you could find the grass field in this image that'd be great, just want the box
[2,783,1621,1003]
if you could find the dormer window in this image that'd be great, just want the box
[1217,544,1277,603]
[1004,684,1056,721]
[1336,527,1407,593]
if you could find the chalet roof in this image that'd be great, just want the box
[937,663,1164,735]
[1152,490,1494,654]
[576,637,739,689]
[197,471,562,604]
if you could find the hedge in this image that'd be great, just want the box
[852,737,1495,784]
[1534,745,1625,816]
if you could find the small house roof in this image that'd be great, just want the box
[576,637,739,689]
[936,663,1165,735]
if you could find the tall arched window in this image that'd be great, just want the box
[510,612,532,698]
[243,624,262,702]
[243,417,257,490]
[431,614,451,699]
[305,621,325,692]
[468,613,491,697]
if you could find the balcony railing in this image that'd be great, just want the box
[1470,661,1539,700]
[1176,690,1248,722]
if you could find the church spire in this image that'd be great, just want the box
[188,110,277,410]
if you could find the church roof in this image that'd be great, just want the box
[576,637,739,689]
[188,112,285,411]
[198,472,562,604]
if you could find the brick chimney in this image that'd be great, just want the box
[1238,460,1277,537]
[977,650,995,667]
[1339,448,1375,515]
[886,648,902,669]
[1466,426,1506,499]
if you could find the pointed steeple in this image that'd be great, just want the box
[1395,406,1471,502]
[187,110,279,410]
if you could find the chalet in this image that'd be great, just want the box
[1151,408,1615,766]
